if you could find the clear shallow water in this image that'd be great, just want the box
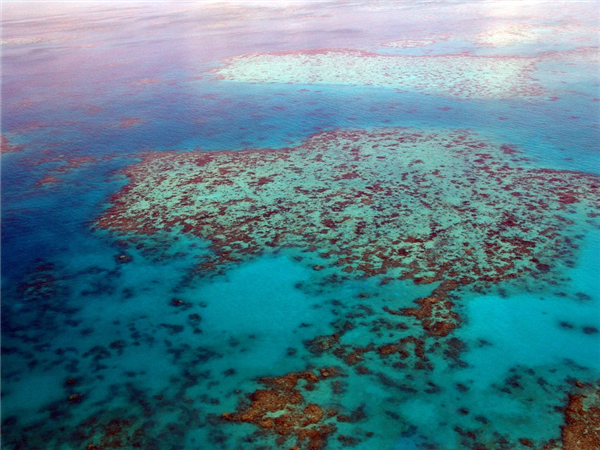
[2,2,600,450]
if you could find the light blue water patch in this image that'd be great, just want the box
[567,228,600,297]
[457,230,600,389]
[391,437,423,450]
[458,292,600,388]
[70,242,204,322]
[1,370,68,418]
[196,255,335,369]
[395,365,567,449]
[390,437,425,450]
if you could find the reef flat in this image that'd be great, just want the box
[215,50,544,99]
[97,127,599,295]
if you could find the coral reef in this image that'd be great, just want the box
[562,381,600,450]
[214,49,544,99]
[97,128,600,334]
[222,371,340,450]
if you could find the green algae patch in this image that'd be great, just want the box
[213,49,544,99]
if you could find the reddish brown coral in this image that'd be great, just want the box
[392,281,464,337]
[562,382,600,450]
[222,371,338,450]
[76,417,149,450]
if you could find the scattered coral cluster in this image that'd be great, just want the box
[222,371,340,450]
[1,134,24,155]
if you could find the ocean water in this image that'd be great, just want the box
[2,2,599,450]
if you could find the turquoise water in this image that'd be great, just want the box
[459,231,600,383]
[2,2,599,449]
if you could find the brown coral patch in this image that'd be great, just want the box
[562,382,600,450]
[222,371,338,450]
[75,417,149,450]
[396,282,462,337]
